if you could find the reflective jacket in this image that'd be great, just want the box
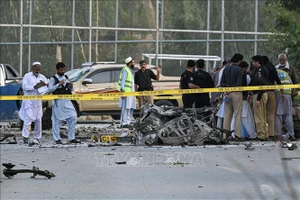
[277,69,293,95]
[117,66,133,92]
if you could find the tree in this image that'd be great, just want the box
[265,0,300,72]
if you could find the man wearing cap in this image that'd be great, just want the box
[19,62,48,144]
[180,60,198,108]
[248,55,270,141]
[47,62,79,144]
[191,59,214,108]
[117,57,136,128]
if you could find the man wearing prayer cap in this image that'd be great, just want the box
[19,61,48,144]
[117,57,136,128]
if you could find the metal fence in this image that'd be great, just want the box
[0,0,274,77]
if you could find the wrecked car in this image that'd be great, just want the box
[134,104,227,146]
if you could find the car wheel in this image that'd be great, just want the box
[111,115,120,120]
[155,100,174,107]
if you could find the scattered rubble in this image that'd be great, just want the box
[0,134,17,144]
[2,163,55,179]
[134,104,227,146]
[244,143,255,151]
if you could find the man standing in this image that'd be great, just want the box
[192,59,214,108]
[274,69,295,140]
[220,53,243,140]
[117,57,136,128]
[48,62,79,144]
[248,55,270,141]
[180,60,197,108]
[19,62,48,144]
[134,60,161,107]
[275,53,299,101]
[263,56,282,139]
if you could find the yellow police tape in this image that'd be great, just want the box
[0,84,299,100]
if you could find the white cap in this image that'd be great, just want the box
[125,57,133,64]
[32,61,41,66]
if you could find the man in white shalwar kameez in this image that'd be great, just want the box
[47,62,79,144]
[118,57,136,128]
[19,62,48,144]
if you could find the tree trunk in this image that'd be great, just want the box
[56,44,62,62]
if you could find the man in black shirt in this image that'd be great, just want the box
[220,53,243,139]
[248,55,270,140]
[192,59,214,108]
[134,60,161,107]
[180,60,198,108]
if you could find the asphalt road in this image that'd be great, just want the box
[1,141,299,200]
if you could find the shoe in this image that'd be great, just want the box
[23,137,29,144]
[69,139,81,144]
[55,139,63,144]
[32,139,40,144]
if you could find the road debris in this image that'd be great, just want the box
[281,157,300,161]
[134,104,227,146]
[115,161,126,165]
[244,143,255,150]
[287,143,297,151]
[2,163,55,179]
[0,134,17,144]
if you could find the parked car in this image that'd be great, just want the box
[0,64,23,120]
[57,63,182,119]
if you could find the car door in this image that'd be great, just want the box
[81,70,116,110]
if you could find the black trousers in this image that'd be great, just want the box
[182,95,194,108]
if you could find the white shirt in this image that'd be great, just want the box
[19,72,48,121]
[48,74,77,120]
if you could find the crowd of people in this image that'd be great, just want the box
[19,53,298,144]
[180,53,299,142]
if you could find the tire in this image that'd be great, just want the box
[111,115,120,120]
[155,100,174,107]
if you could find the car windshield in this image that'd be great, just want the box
[67,67,92,82]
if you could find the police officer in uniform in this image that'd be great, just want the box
[192,59,214,108]
[180,60,198,108]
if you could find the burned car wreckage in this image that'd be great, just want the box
[134,104,229,146]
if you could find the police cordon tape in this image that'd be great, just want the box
[0,84,299,101]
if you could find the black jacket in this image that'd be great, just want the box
[249,65,270,101]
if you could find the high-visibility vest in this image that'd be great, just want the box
[117,66,133,92]
[276,69,293,95]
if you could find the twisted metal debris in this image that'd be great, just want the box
[134,104,227,146]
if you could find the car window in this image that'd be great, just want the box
[68,68,91,82]
[88,70,111,84]
[113,70,122,82]
[5,65,18,79]
[113,68,139,82]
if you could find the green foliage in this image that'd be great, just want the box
[265,1,300,72]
